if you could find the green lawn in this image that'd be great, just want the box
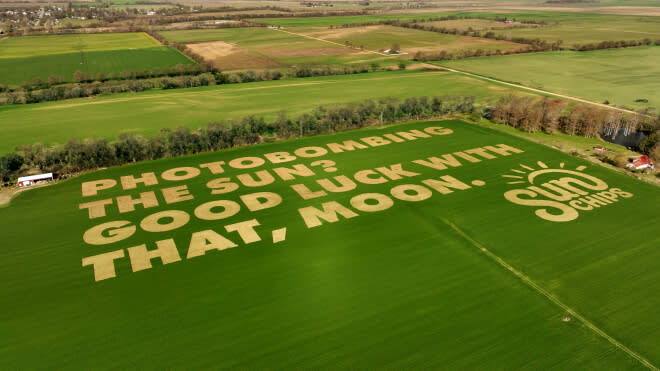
[437,46,660,110]
[0,47,193,86]
[0,70,536,153]
[1,120,658,368]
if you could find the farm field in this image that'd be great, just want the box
[250,13,447,27]
[294,24,528,55]
[438,45,660,110]
[0,47,193,86]
[1,120,659,368]
[160,27,387,69]
[0,32,159,57]
[0,70,536,153]
[0,33,194,85]
[447,11,660,47]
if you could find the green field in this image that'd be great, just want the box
[160,27,388,69]
[1,120,659,368]
[295,25,527,55]
[0,70,536,153]
[0,33,159,57]
[448,11,660,47]
[0,33,194,85]
[437,46,660,110]
[251,13,446,27]
[0,47,193,86]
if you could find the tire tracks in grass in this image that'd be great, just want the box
[441,218,659,370]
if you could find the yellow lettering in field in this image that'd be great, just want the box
[240,192,282,212]
[162,185,194,204]
[82,179,117,197]
[83,221,136,245]
[200,161,226,174]
[82,249,125,281]
[116,191,159,213]
[298,201,358,228]
[187,230,237,258]
[350,193,393,213]
[128,239,181,272]
[225,219,262,244]
[207,177,239,195]
[121,172,158,190]
[161,167,201,182]
[194,200,241,220]
[79,198,113,219]
[140,210,190,233]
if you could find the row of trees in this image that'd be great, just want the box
[488,95,657,137]
[393,21,563,52]
[0,95,475,181]
[0,73,217,105]
[573,38,660,51]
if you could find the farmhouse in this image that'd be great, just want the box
[626,155,654,170]
[17,173,53,187]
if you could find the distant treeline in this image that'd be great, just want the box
[0,96,475,182]
[573,38,660,51]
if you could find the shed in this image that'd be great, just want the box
[17,173,54,187]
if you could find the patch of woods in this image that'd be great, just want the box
[0,96,475,183]
[489,95,660,167]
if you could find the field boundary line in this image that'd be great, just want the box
[441,218,659,371]
[436,65,643,116]
[272,28,391,56]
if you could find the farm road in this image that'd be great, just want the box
[272,28,390,56]
[436,64,643,115]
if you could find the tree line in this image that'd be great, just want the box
[3,94,659,184]
[0,95,475,183]
[488,95,660,164]
[0,64,376,106]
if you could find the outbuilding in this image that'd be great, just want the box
[17,173,54,187]
[626,155,655,171]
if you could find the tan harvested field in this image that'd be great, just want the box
[186,41,283,69]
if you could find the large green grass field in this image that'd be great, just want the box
[0,33,194,86]
[1,120,659,368]
[0,70,533,153]
[437,46,660,110]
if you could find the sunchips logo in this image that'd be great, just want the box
[502,161,633,222]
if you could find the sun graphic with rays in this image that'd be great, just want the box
[501,161,588,186]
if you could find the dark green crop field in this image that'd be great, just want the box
[0,47,193,86]
[0,33,194,86]
[1,120,658,368]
